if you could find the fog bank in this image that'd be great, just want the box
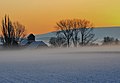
[0,45,120,62]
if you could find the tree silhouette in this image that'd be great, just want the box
[78,19,95,46]
[13,21,26,42]
[102,36,119,45]
[1,15,26,47]
[70,19,81,47]
[49,34,66,47]
[56,19,95,47]
[56,19,73,47]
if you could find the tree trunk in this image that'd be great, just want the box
[67,38,70,47]
[81,33,84,46]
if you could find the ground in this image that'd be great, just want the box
[0,46,120,83]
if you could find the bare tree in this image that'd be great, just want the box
[1,15,26,47]
[70,19,81,47]
[56,19,95,47]
[78,19,95,46]
[13,21,26,42]
[56,19,73,47]
[49,36,66,47]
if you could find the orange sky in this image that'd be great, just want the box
[0,0,120,34]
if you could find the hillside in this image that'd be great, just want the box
[35,27,120,44]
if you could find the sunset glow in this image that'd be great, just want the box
[0,0,120,34]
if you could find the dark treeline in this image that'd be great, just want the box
[0,15,119,49]
[49,19,96,47]
[0,15,26,48]
[102,36,119,45]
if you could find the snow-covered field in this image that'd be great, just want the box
[0,46,120,83]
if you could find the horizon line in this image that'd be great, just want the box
[35,26,120,35]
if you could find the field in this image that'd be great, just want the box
[0,46,120,83]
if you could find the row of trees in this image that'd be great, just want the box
[49,19,96,47]
[0,15,26,47]
[0,15,95,48]
[0,15,119,48]
[103,36,119,45]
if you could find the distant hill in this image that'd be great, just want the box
[36,27,120,44]
[36,31,56,42]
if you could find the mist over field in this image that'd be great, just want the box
[0,0,120,82]
[0,46,120,83]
